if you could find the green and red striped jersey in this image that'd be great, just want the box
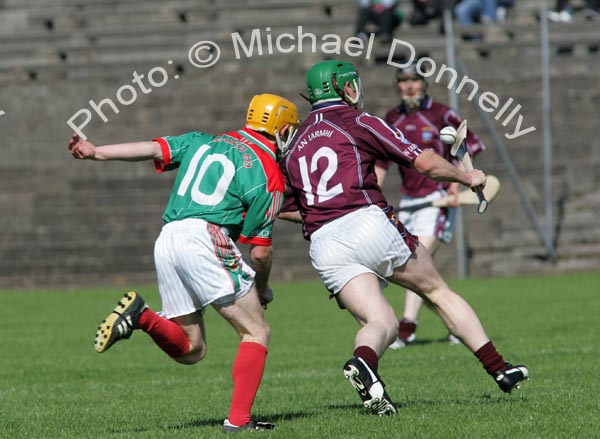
[154,128,284,245]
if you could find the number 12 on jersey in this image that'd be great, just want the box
[298,146,343,206]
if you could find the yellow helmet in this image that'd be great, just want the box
[246,94,299,159]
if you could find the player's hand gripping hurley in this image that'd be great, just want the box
[445,120,488,214]
[398,175,500,212]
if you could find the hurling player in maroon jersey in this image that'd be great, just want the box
[280,60,528,415]
[375,63,485,349]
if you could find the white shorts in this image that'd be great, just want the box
[154,218,255,319]
[398,191,457,243]
[309,205,414,295]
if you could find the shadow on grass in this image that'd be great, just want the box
[325,393,529,416]
[388,335,463,347]
[112,394,529,435]
[403,393,529,409]
[160,410,318,431]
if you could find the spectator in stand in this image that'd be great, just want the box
[548,0,574,22]
[356,0,404,43]
[495,0,515,23]
[584,0,599,19]
[454,0,498,26]
[409,0,443,26]
[548,0,599,22]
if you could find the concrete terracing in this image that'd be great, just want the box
[0,0,598,287]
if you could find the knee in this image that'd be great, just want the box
[173,344,207,365]
[253,321,271,346]
[387,316,399,344]
[263,323,271,342]
[243,320,271,347]
[381,309,399,344]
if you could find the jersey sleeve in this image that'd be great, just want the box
[238,189,284,246]
[153,132,214,173]
[355,112,422,167]
[375,108,400,171]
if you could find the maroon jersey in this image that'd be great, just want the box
[378,96,485,197]
[282,102,422,239]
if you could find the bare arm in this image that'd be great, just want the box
[374,165,387,188]
[278,210,303,223]
[445,160,466,207]
[413,150,485,188]
[68,134,163,162]
[250,244,274,308]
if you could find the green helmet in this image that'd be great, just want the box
[306,60,363,108]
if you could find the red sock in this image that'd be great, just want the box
[398,318,417,339]
[474,341,506,375]
[227,342,268,427]
[354,346,379,371]
[138,309,190,358]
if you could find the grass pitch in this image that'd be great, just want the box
[1,272,599,438]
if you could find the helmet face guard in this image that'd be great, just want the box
[396,63,428,110]
[306,60,364,108]
[246,94,299,160]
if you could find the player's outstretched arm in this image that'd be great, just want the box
[68,133,163,162]
[413,150,486,189]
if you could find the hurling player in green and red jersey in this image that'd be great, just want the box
[68,94,298,433]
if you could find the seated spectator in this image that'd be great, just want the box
[495,0,515,23]
[547,0,599,22]
[356,0,404,43]
[582,0,599,20]
[454,0,498,26]
[409,0,443,26]
[547,0,574,22]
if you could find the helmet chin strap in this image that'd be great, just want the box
[274,125,297,161]
[331,73,363,109]
[346,79,364,109]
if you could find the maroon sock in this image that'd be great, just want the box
[474,341,506,375]
[354,346,379,372]
[138,309,190,358]
[398,318,417,339]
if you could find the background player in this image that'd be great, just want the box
[375,63,485,349]
[279,60,528,415]
[68,94,298,433]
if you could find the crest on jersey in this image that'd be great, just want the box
[421,126,435,143]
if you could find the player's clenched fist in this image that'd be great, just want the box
[68,133,96,160]
[259,285,274,310]
[467,169,486,189]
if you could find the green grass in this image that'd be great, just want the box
[1,272,599,438]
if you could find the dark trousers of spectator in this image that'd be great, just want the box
[586,0,599,11]
[410,0,442,26]
[356,7,401,40]
[554,0,570,10]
